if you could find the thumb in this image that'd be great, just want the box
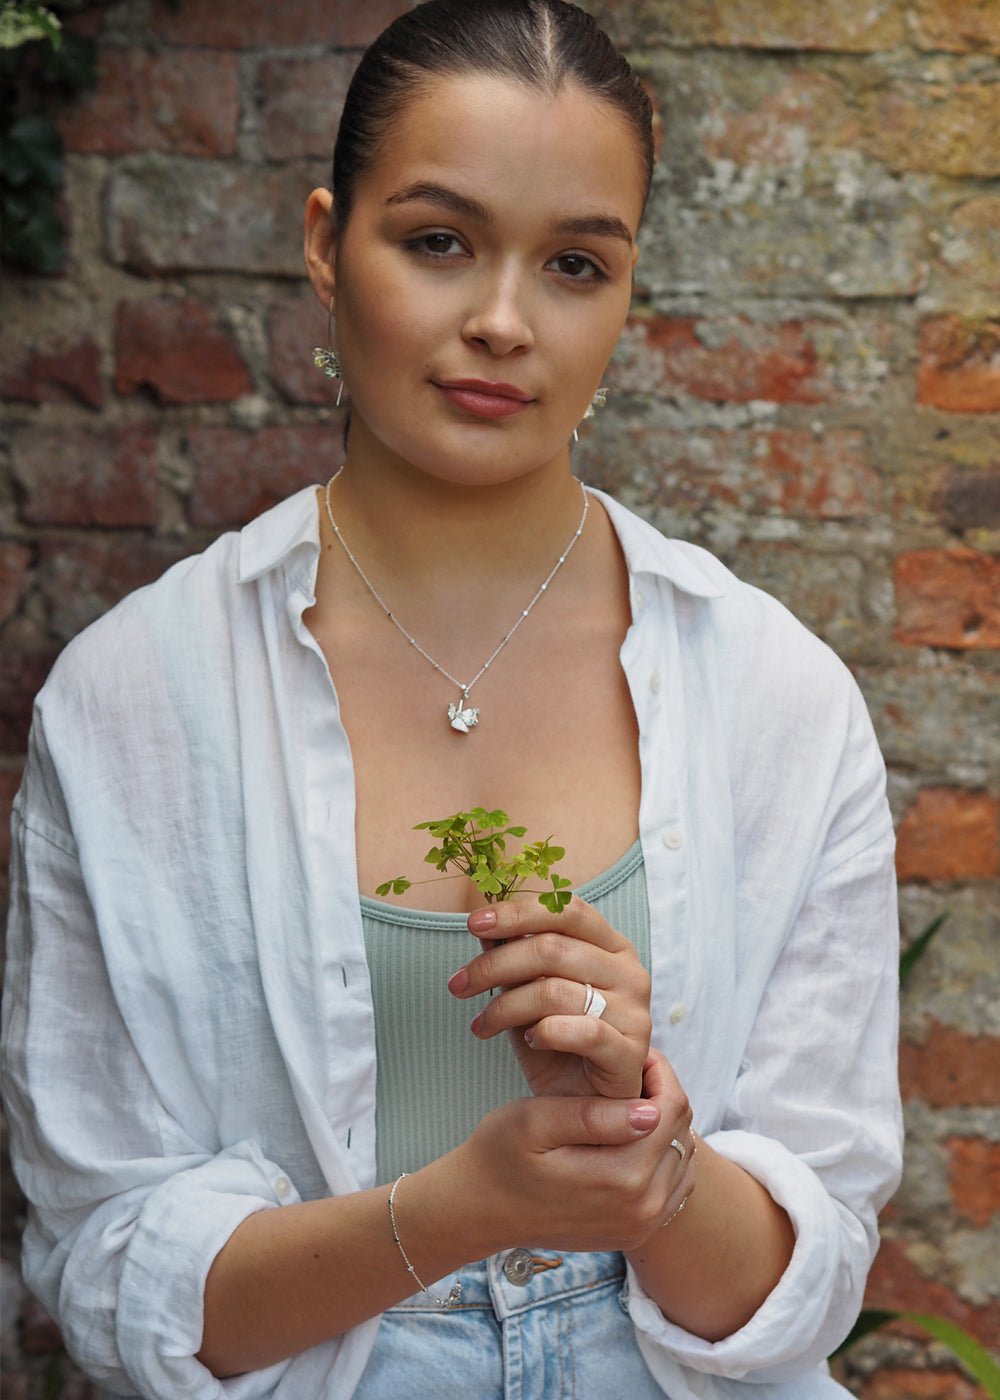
[529,1093,661,1150]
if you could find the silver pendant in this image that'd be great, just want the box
[448,701,480,733]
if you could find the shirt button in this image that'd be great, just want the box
[662,828,683,850]
[633,589,645,612]
[503,1248,535,1286]
[669,1002,688,1025]
[650,671,661,693]
[274,1176,292,1199]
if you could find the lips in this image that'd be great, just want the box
[434,378,534,419]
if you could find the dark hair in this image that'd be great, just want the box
[332,0,654,229]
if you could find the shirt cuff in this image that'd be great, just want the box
[625,1130,869,1382]
[113,1140,299,1400]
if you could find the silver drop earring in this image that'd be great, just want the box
[573,386,608,442]
[313,297,344,406]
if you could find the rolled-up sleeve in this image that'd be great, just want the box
[626,819,902,1383]
[2,800,298,1400]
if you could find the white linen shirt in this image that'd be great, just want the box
[2,485,902,1400]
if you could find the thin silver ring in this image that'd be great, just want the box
[669,1137,686,1162]
[582,983,607,1019]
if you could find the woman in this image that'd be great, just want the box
[1,2,902,1397]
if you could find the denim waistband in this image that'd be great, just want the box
[387,1249,626,1320]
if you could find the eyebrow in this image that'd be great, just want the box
[384,182,634,246]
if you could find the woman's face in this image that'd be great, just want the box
[307,73,646,489]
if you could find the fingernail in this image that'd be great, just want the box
[469,1012,484,1036]
[468,909,496,933]
[448,968,469,995]
[523,1027,536,1048]
[628,1102,659,1132]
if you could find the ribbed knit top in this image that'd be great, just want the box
[360,841,650,1186]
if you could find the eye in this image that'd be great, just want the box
[407,232,466,259]
[548,252,606,282]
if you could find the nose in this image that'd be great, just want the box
[461,265,534,357]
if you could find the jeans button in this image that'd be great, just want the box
[503,1248,535,1285]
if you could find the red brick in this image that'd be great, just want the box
[856,1367,985,1400]
[0,337,103,409]
[0,769,22,870]
[911,0,1000,53]
[613,316,826,404]
[147,0,409,48]
[899,1023,1000,1108]
[865,1236,1000,1354]
[894,549,1000,649]
[919,316,1000,413]
[949,1137,1000,1227]
[0,544,32,624]
[938,465,1000,533]
[60,48,239,157]
[37,538,192,643]
[269,293,346,406]
[895,788,999,882]
[11,426,159,528]
[188,427,333,528]
[864,84,1000,179]
[259,56,357,160]
[0,647,59,753]
[115,299,251,405]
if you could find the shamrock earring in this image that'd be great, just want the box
[573,386,608,442]
[313,297,344,406]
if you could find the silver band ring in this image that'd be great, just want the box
[582,983,607,1019]
[669,1137,686,1162]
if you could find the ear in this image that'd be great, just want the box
[304,187,337,308]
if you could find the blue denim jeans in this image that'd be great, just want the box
[352,1249,669,1400]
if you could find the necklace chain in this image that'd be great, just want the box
[322,470,589,732]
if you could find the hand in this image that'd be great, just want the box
[447,895,652,1100]
[437,1049,695,1258]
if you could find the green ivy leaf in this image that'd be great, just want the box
[1,111,63,185]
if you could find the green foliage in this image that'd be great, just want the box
[0,1,100,273]
[833,1309,1000,1397]
[899,910,949,987]
[376,808,572,912]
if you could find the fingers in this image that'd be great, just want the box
[467,894,633,954]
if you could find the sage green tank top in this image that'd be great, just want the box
[360,841,650,1186]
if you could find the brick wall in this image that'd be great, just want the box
[1,1,998,1396]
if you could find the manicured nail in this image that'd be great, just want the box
[468,909,497,933]
[469,1012,484,1036]
[523,1027,536,1048]
[628,1102,659,1132]
[448,968,469,995]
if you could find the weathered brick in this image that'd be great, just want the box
[11,426,159,529]
[187,427,333,528]
[147,0,409,49]
[865,1236,1000,1352]
[106,158,325,277]
[895,787,1000,882]
[21,1297,62,1354]
[0,769,22,871]
[856,1367,984,1400]
[899,1023,1000,1107]
[0,544,32,624]
[858,665,1000,770]
[910,0,1000,53]
[611,316,825,403]
[938,465,1000,534]
[115,299,251,405]
[60,48,239,158]
[37,538,193,643]
[936,197,1000,291]
[269,292,345,406]
[590,0,905,50]
[259,56,356,161]
[894,549,1000,649]
[918,317,1000,414]
[862,83,1000,179]
[0,647,59,753]
[949,1137,1000,1227]
[0,337,103,409]
[701,71,853,166]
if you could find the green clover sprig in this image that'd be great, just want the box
[376,807,572,913]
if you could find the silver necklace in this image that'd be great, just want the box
[323,471,589,733]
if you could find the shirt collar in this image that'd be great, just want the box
[236,482,727,602]
[238,486,323,586]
